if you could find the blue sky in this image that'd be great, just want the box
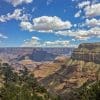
[0,0,100,47]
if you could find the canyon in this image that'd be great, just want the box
[0,43,100,100]
[33,42,100,99]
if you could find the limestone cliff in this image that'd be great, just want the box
[71,42,100,63]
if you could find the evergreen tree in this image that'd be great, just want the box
[0,63,59,100]
[71,81,100,100]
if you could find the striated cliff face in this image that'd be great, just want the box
[34,43,100,99]
[71,42,100,63]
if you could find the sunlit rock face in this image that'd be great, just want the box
[71,42,100,63]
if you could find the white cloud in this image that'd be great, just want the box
[56,26,100,40]
[84,3,100,17]
[0,33,8,39]
[74,10,81,17]
[77,1,100,18]
[20,21,33,32]
[31,36,40,40]
[75,35,90,40]
[22,36,70,47]
[78,1,90,8]
[20,15,100,41]
[0,9,30,22]
[5,0,33,7]
[56,30,89,40]
[22,36,41,47]
[32,16,72,31]
[20,16,72,32]
[43,40,70,47]
[89,27,100,37]
[86,18,100,27]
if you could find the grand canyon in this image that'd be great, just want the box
[0,42,100,100]
[0,0,100,99]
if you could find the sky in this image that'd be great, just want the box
[0,0,100,47]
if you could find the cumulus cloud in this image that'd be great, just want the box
[77,1,100,18]
[85,18,100,27]
[89,27,100,37]
[43,40,70,47]
[0,9,30,22]
[84,3,100,17]
[5,0,33,7]
[20,16,72,32]
[22,36,70,47]
[20,15,100,41]
[20,21,33,32]
[20,15,100,42]
[56,30,89,40]
[23,36,41,47]
[56,26,100,40]
[78,1,90,8]
[75,35,90,40]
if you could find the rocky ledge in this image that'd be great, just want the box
[71,42,100,63]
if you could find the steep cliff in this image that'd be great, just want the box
[71,42,100,63]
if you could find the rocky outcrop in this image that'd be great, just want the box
[71,42,100,63]
[18,49,57,61]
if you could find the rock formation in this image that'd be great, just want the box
[34,42,100,99]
